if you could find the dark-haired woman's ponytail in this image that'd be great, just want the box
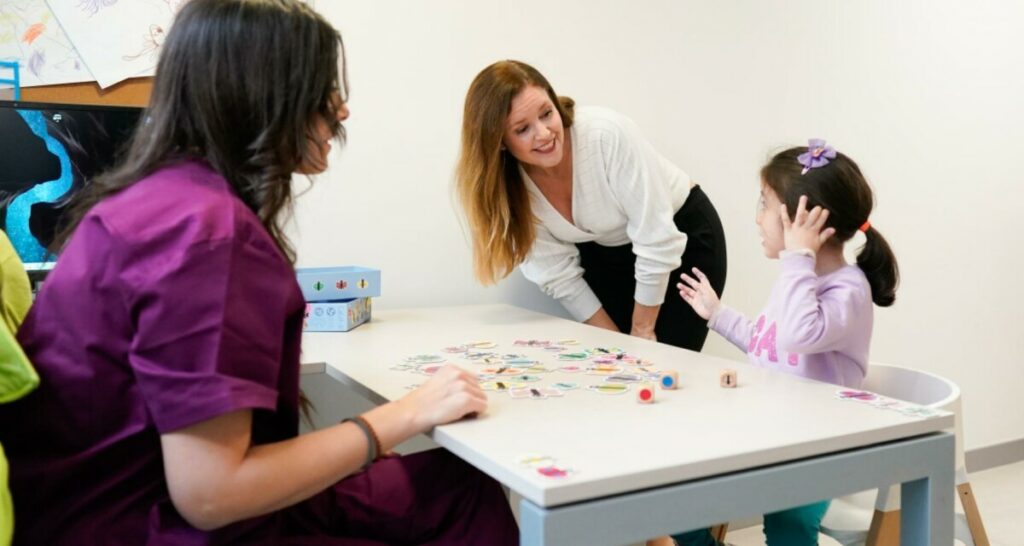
[856,227,899,307]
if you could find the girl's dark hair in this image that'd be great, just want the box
[761,147,899,306]
[53,0,348,264]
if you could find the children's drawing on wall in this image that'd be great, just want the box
[122,23,164,62]
[77,0,118,17]
[0,0,92,88]
[46,0,187,88]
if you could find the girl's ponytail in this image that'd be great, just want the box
[856,226,899,307]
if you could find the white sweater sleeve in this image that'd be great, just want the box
[601,115,688,307]
[519,222,602,322]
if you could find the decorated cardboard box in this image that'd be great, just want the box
[296,266,380,301]
[303,297,372,332]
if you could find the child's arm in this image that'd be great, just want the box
[678,268,754,353]
[773,254,868,353]
[774,196,864,353]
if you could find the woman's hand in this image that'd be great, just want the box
[677,267,720,320]
[780,195,835,253]
[399,364,487,432]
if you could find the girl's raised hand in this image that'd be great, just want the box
[677,267,720,320]
[780,195,835,253]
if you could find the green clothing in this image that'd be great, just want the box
[0,232,30,337]
[0,230,35,546]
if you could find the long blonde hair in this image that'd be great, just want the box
[455,60,575,284]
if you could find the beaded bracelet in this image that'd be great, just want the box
[342,415,381,468]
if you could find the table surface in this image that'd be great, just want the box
[301,304,952,507]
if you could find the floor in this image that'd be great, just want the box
[723,460,1024,545]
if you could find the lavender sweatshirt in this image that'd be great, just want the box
[709,253,873,388]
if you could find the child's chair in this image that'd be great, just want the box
[817,363,989,546]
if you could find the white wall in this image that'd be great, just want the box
[291,0,1024,452]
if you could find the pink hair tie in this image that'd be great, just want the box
[859,221,871,233]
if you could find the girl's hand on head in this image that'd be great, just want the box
[677,267,720,320]
[399,364,487,433]
[780,195,836,253]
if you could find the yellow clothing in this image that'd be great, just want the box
[0,232,30,334]
[0,230,35,546]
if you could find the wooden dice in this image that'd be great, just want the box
[659,371,679,390]
[637,383,656,404]
[720,369,737,388]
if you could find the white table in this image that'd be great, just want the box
[302,304,954,545]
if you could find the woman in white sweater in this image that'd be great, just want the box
[456,60,727,349]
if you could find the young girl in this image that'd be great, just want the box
[672,139,899,545]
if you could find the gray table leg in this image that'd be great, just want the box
[902,439,955,545]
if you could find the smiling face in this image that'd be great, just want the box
[756,182,786,258]
[502,85,565,170]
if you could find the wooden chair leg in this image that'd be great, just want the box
[866,509,900,546]
[958,482,990,546]
[709,523,729,542]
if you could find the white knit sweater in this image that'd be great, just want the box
[519,106,691,321]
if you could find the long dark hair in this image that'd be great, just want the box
[761,146,899,306]
[53,0,348,264]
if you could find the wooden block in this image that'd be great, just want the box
[720,369,737,388]
[636,383,656,404]
[659,371,679,390]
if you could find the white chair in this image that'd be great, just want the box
[818,363,990,546]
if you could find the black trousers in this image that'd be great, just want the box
[577,185,727,351]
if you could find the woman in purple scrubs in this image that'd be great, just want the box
[0,1,518,544]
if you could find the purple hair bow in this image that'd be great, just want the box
[797,139,837,175]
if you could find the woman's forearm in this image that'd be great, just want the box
[162,400,421,531]
[631,302,660,339]
[584,307,620,332]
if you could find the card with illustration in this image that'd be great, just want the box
[481,366,523,376]
[836,389,877,402]
[588,383,630,395]
[508,374,542,383]
[405,354,445,364]
[536,465,575,479]
[519,454,556,468]
[416,364,444,376]
[480,380,525,391]
[464,351,499,361]
[605,373,643,384]
[514,339,551,347]
[586,364,623,376]
[517,454,575,479]
[508,388,537,399]
[557,352,590,361]
[507,358,540,367]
